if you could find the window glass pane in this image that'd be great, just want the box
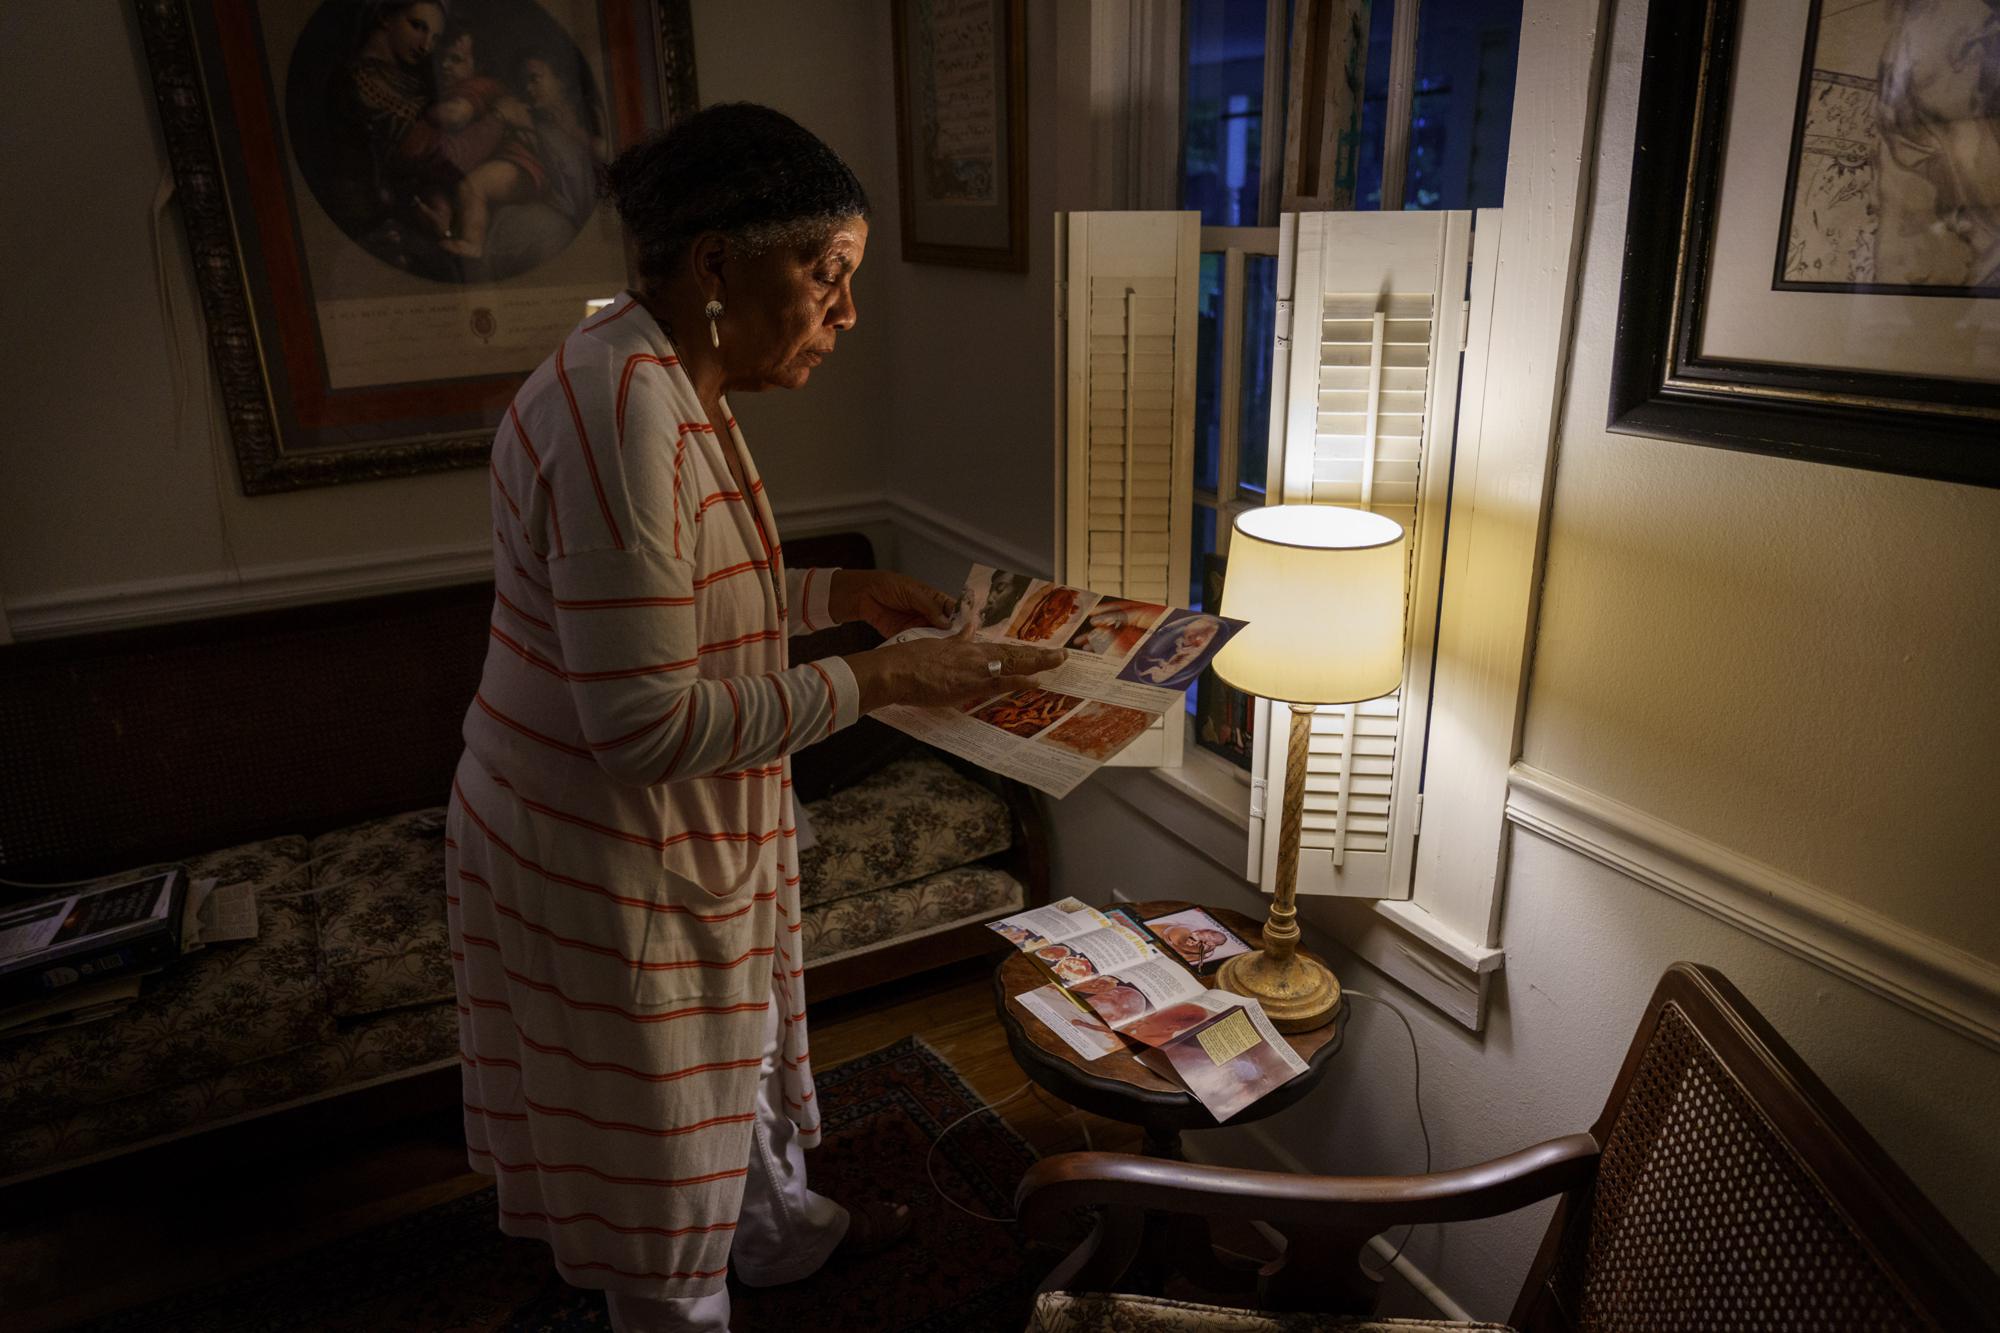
[1194,253,1223,495]
[1353,0,1398,210]
[1404,0,1522,209]
[1182,0,1269,226]
[1189,504,1217,612]
[1186,506,1219,718]
[1237,254,1279,496]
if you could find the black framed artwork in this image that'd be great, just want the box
[135,0,697,494]
[1608,0,1999,489]
[890,0,1029,271]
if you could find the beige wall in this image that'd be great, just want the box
[0,1,896,632]
[870,0,1065,568]
[1522,127,2000,954]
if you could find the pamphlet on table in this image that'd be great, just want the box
[991,898,1309,1121]
[876,566,1249,797]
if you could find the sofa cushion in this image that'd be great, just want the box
[0,1002,457,1180]
[801,862,1025,965]
[0,836,335,1125]
[307,808,454,1020]
[797,754,1013,909]
[1032,1293,1518,1333]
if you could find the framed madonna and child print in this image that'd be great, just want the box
[1608,0,1999,489]
[135,0,697,494]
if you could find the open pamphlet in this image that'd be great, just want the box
[993,898,1309,1121]
[876,566,1248,797]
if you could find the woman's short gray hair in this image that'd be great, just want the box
[606,103,870,280]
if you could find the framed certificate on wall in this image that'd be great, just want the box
[135,0,697,494]
[890,0,1028,271]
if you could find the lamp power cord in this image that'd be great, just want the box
[1343,988,1431,1279]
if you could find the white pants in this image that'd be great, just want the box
[606,998,848,1333]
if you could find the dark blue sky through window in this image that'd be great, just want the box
[1356,0,1520,211]
[1182,0,1270,226]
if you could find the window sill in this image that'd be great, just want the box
[1147,744,1253,829]
[1315,897,1504,1031]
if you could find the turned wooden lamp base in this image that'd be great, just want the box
[1216,702,1343,1034]
[1215,942,1341,1034]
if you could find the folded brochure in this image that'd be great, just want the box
[994,899,1308,1121]
[876,566,1248,798]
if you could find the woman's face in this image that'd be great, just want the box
[716,218,867,393]
[381,3,445,66]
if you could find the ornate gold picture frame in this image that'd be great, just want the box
[135,0,697,494]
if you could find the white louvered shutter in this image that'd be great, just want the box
[1052,212,1200,768]
[1253,209,1477,897]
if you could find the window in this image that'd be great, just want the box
[1055,0,1556,1027]
[1355,0,1523,211]
[1174,0,1522,773]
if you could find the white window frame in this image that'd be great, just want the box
[1373,0,1609,1026]
[1096,0,1609,1029]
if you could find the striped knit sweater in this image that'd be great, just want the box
[445,292,854,1298]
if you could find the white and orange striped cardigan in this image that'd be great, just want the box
[445,292,858,1300]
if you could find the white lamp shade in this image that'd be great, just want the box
[1212,505,1407,705]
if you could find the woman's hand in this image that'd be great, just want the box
[829,570,958,637]
[843,627,1065,713]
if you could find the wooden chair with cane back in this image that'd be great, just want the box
[1017,963,2000,1332]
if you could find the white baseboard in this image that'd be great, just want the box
[1506,762,2000,1052]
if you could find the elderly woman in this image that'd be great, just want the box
[445,103,1061,1332]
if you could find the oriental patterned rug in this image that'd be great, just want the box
[71,1037,1069,1333]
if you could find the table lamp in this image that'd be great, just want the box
[1210,504,1408,1032]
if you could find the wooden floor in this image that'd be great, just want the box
[0,963,1140,1332]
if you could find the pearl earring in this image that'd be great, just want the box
[704,299,723,348]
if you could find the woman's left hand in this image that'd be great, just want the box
[829,570,958,637]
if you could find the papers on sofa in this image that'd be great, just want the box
[0,869,185,1009]
[875,565,1249,797]
[182,878,259,950]
[0,973,147,1037]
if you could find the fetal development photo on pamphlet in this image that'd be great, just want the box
[875,565,1248,796]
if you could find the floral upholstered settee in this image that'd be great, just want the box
[0,536,1043,1187]
[0,742,1032,1182]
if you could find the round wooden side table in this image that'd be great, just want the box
[991,898,1347,1295]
